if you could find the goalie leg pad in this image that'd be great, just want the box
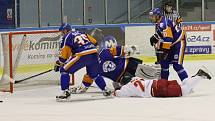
[135,64,161,79]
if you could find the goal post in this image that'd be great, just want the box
[0,30,75,93]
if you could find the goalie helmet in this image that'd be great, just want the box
[59,23,72,31]
[100,35,118,49]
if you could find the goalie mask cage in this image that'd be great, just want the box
[0,30,74,93]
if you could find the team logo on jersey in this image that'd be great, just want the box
[103,61,116,72]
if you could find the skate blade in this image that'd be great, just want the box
[200,65,213,79]
[56,96,71,102]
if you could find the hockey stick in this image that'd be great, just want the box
[56,94,114,102]
[15,69,53,84]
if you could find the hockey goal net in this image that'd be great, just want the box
[0,30,74,93]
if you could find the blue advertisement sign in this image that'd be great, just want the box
[185,46,212,54]
[0,0,15,29]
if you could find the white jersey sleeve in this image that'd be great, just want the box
[114,77,153,98]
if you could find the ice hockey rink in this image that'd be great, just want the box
[0,60,215,121]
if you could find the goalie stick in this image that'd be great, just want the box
[56,94,114,102]
[15,69,53,84]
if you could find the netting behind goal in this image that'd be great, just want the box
[0,30,74,93]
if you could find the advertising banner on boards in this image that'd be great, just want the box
[183,24,213,54]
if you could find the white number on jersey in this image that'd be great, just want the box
[74,34,89,46]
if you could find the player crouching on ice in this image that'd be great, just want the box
[114,68,212,98]
[55,23,111,100]
[70,45,161,94]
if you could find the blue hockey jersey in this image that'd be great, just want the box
[99,46,129,82]
[59,31,97,64]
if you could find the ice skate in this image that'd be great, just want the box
[192,67,212,80]
[70,84,89,94]
[103,87,112,96]
[56,90,71,101]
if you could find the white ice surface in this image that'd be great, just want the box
[0,60,215,121]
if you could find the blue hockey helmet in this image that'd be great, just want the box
[59,23,72,31]
[149,8,163,16]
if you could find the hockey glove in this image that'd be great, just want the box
[54,60,61,72]
[150,34,159,46]
[124,45,135,56]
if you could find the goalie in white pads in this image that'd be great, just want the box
[114,68,212,97]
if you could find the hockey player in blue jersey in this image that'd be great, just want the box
[55,23,111,100]
[149,8,188,82]
[153,1,183,64]
[70,45,147,93]
[99,46,144,87]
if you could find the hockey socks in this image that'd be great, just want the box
[60,72,70,90]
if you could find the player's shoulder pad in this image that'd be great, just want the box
[61,32,72,42]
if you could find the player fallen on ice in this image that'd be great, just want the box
[70,45,161,94]
[55,23,111,101]
[114,68,212,98]
[149,8,188,82]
